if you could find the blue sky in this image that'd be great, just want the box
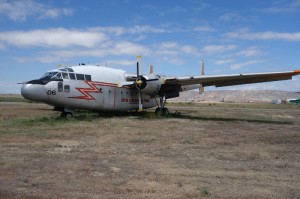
[0,0,300,94]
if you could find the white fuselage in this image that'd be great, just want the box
[21,65,158,111]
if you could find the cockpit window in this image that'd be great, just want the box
[85,74,92,81]
[69,73,76,80]
[53,72,62,80]
[76,74,85,80]
[66,68,74,72]
[62,72,69,79]
[41,72,58,79]
[39,71,91,83]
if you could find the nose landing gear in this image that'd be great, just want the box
[60,111,73,119]
[60,108,74,119]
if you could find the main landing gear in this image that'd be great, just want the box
[155,95,170,116]
[60,108,74,119]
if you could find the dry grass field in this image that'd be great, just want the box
[0,98,299,198]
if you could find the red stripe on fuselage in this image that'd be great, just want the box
[69,81,134,100]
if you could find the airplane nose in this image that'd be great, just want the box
[21,84,48,102]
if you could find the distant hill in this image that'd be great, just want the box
[169,90,300,103]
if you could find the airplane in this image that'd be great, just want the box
[21,56,300,117]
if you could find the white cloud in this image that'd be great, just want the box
[202,45,237,54]
[14,56,64,64]
[194,2,210,11]
[159,6,186,16]
[112,41,151,56]
[155,42,200,56]
[227,30,300,41]
[15,40,151,63]
[261,0,300,13]
[193,26,216,32]
[42,9,61,19]
[1,26,199,65]
[181,45,200,56]
[128,25,167,34]
[106,60,136,67]
[63,8,74,16]
[236,46,265,57]
[229,60,264,70]
[0,43,5,50]
[0,0,41,21]
[14,40,200,65]
[0,28,107,48]
[89,25,168,36]
[215,59,234,65]
[40,8,73,19]
[89,27,126,36]
[0,0,73,22]
[161,56,184,65]
[219,13,240,22]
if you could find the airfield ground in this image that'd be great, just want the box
[0,98,299,198]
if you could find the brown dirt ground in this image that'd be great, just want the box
[0,102,299,199]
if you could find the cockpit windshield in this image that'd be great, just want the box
[27,69,92,85]
[41,72,58,79]
[40,72,62,80]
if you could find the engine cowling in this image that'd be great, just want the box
[138,74,162,95]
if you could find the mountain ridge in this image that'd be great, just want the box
[169,90,300,103]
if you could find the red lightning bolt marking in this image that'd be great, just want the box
[70,81,107,100]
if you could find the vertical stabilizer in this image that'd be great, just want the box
[149,64,153,74]
[199,60,205,94]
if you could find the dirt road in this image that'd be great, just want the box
[0,102,299,198]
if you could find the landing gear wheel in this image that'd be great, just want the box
[162,108,170,116]
[155,93,170,116]
[155,107,169,116]
[60,112,73,119]
[155,108,162,115]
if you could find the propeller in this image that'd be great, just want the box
[136,56,144,112]
[132,56,162,111]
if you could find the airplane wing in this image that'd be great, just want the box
[163,70,300,88]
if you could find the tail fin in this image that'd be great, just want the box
[199,60,205,94]
[149,64,153,74]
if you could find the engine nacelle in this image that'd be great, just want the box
[140,74,162,95]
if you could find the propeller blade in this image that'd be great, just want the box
[136,56,143,112]
[137,61,140,77]
[138,89,143,112]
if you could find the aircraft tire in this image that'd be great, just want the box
[162,108,170,116]
[155,108,169,116]
[155,108,162,115]
[61,112,73,119]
